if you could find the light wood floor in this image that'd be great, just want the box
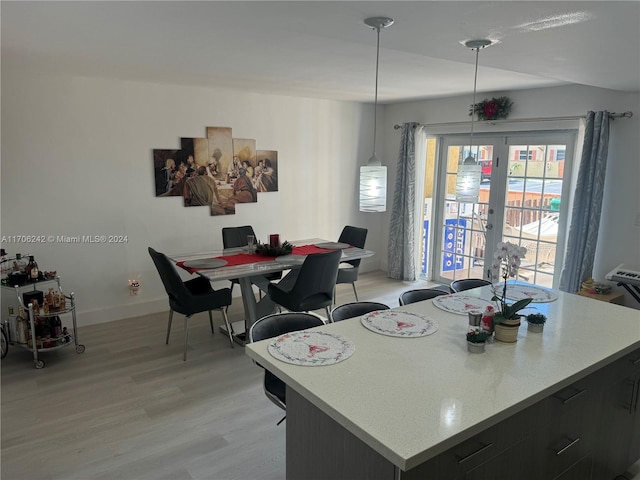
[1,271,435,480]
[2,271,639,480]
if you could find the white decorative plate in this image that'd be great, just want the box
[314,242,350,250]
[432,294,495,315]
[361,310,438,338]
[495,283,558,303]
[183,258,228,269]
[275,255,306,266]
[268,331,355,366]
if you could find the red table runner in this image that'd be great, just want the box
[177,244,347,274]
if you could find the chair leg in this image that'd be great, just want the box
[325,306,331,322]
[208,311,215,334]
[166,309,174,345]
[220,308,235,348]
[183,315,191,361]
[351,282,359,302]
[226,282,235,312]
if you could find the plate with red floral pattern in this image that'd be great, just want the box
[361,310,438,337]
[432,294,495,315]
[268,331,355,366]
[494,283,558,303]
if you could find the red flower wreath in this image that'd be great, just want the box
[470,96,513,121]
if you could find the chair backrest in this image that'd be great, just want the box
[450,278,492,292]
[148,247,192,306]
[330,301,390,322]
[249,312,325,343]
[288,250,342,309]
[399,288,448,306]
[222,225,256,249]
[338,226,368,267]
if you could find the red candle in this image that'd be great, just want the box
[269,234,280,248]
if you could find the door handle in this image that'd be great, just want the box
[485,224,493,230]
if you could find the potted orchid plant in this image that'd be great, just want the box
[487,242,533,342]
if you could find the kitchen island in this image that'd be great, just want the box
[245,287,640,479]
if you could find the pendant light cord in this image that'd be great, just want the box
[372,26,381,160]
[468,46,480,162]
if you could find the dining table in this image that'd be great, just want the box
[169,238,375,345]
[245,283,640,479]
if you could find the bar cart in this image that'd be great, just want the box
[7,277,85,369]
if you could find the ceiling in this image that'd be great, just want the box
[2,1,639,103]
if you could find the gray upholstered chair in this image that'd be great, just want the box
[451,278,492,292]
[329,301,390,322]
[148,247,233,361]
[248,312,325,424]
[335,226,368,301]
[267,250,342,320]
[399,288,448,306]
[221,225,281,300]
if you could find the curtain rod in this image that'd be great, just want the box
[393,111,633,130]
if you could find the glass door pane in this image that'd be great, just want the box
[501,137,573,288]
[432,138,499,284]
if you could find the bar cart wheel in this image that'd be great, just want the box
[34,359,45,369]
[76,344,85,354]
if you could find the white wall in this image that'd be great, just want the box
[1,62,387,325]
[381,85,640,308]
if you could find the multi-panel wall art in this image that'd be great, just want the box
[153,126,278,216]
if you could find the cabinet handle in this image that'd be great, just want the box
[628,380,637,414]
[557,388,587,404]
[631,356,640,366]
[455,442,494,464]
[634,380,640,413]
[555,437,580,456]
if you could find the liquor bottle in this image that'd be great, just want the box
[49,316,62,337]
[13,253,26,274]
[26,255,39,281]
[7,306,17,343]
[16,306,28,344]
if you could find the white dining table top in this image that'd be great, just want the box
[169,238,374,281]
[245,285,640,471]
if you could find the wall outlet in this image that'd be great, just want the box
[635,212,640,227]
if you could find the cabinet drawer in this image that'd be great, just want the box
[409,398,555,477]
[408,375,598,479]
[520,404,598,480]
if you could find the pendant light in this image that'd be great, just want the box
[455,39,492,204]
[359,16,394,213]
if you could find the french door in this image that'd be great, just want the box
[427,132,575,289]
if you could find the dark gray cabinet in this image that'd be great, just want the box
[593,348,640,480]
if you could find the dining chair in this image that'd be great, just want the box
[399,288,448,306]
[267,249,342,320]
[329,301,390,322]
[451,278,492,293]
[335,226,368,302]
[248,312,325,424]
[221,225,282,300]
[148,247,234,361]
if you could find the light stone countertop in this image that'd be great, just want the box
[245,286,640,471]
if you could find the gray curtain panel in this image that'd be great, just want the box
[559,111,610,293]
[388,122,418,281]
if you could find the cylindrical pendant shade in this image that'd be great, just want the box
[359,165,387,212]
[455,163,481,203]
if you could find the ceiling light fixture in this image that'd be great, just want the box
[359,16,394,213]
[456,39,492,204]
